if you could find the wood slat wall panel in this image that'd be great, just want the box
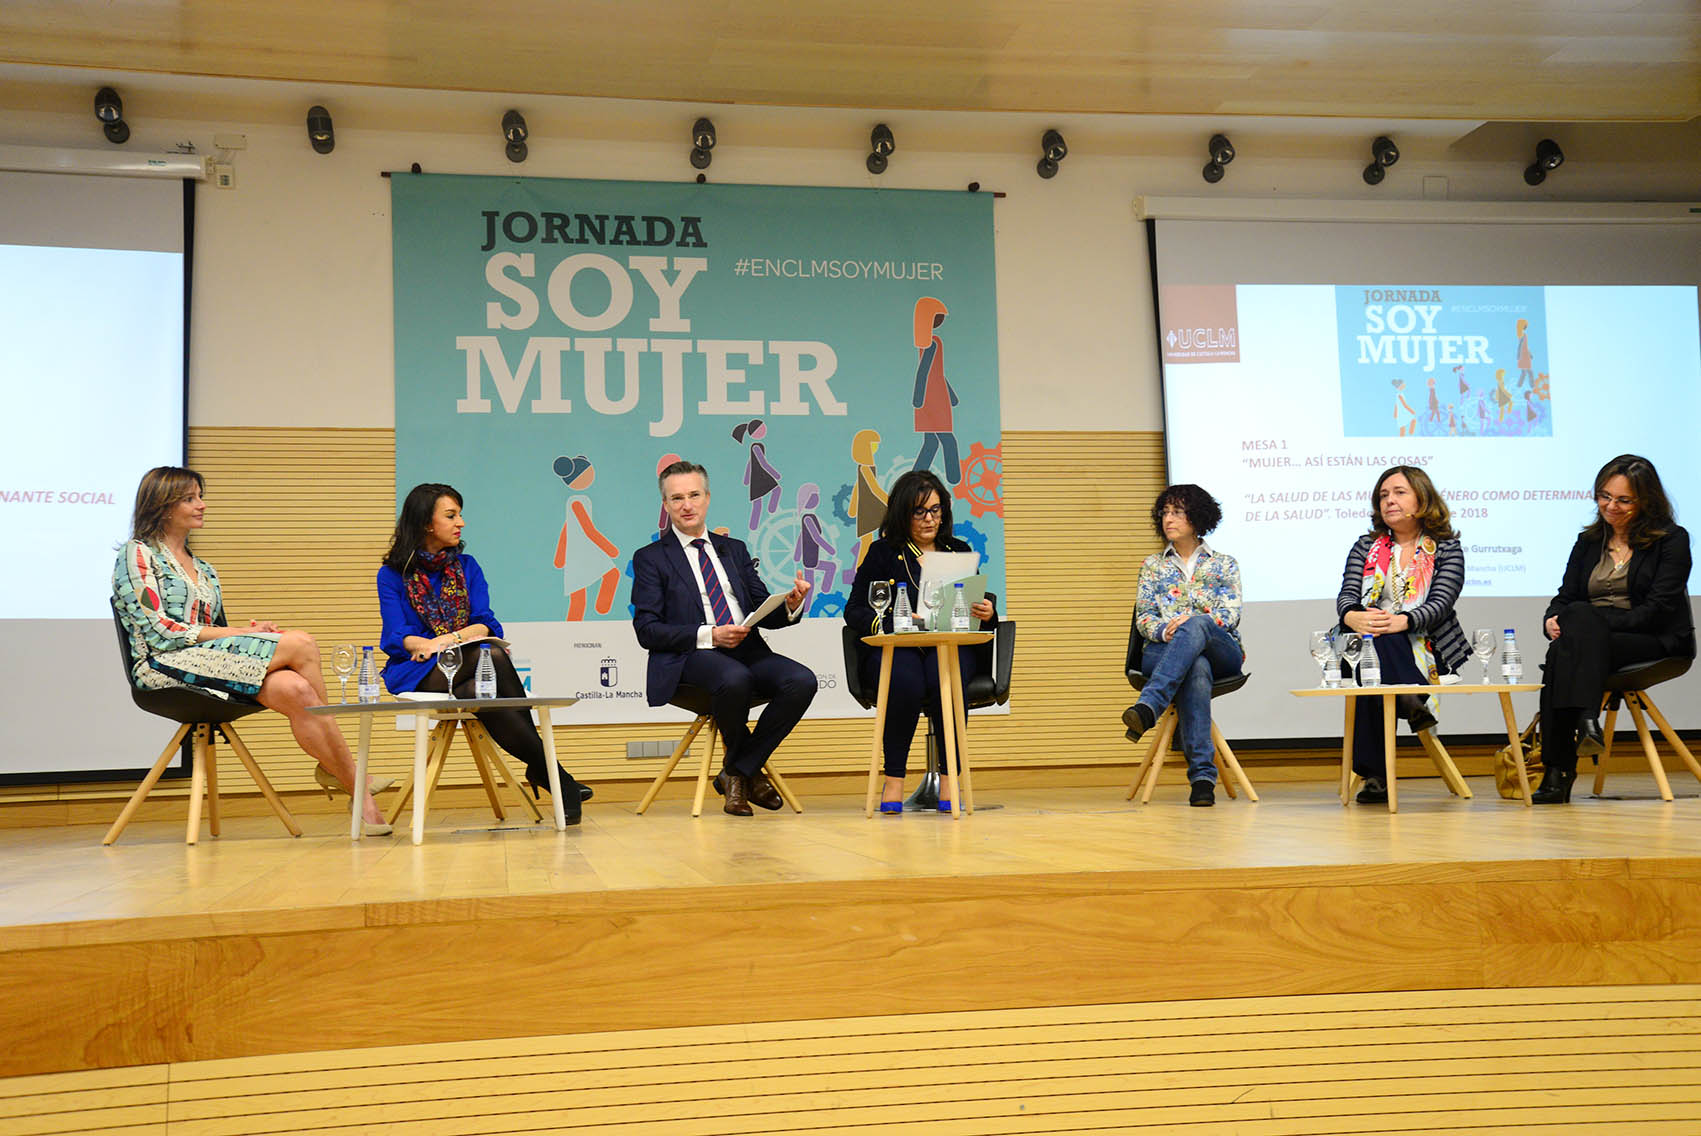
[7,987,1700,1135]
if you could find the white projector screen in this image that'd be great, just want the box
[1150,213,1701,743]
[0,170,190,779]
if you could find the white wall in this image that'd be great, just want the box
[3,79,1697,433]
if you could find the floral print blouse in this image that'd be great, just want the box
[1135,542,1243,649]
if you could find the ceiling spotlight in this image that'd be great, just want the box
[691,117,716,170]
[1202,132,1235,184]
[94,86,129,145]
[1524,138,1564,186]
[306,105,334,155]
[1036,129,1068,179]
[1362,135,1398,186]
[867,123,895,175]
[502,110,528,163]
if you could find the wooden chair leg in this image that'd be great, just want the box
[1212,722,1258,802]
[1638,692,1701,787]
[1138,711,1179,804]
[220,724,302,836]
[1591,701,1622,797]
[1624,694,1674,801]
[463,724,507,821]
[763,763,804,813]
[636,716,709,815]
[103,724,191,845]
[467,720,542,822]
[185,726,209,845]
[387,722,455,825]
[692,723,720,817]
[204,725,222,838]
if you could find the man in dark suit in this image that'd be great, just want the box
[632,460,816,815]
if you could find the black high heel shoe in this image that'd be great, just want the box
[1530,765,1576,805]
[524,766,586,824]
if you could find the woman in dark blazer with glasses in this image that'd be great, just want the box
[844,470,997,814]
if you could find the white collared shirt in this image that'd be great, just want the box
[1164,539,1212,581]
[673,526,747,648]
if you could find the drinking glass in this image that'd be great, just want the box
[331,643,357,704]
[922,581,944,631]
[1337,632,1363,685]
[1309,630,1332,687]
[436,643,462,696]
[1472,628,1496,684]
[869,580,891,634]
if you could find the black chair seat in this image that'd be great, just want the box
[841,621,1017,712]
[1603,656,1691,694]
[113,602,266,727]
[669,683,770,719]
[1125,610,1249,700]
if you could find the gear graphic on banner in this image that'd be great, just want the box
[953,440,1003,519]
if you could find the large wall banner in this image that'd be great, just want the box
[391,174,1003,722]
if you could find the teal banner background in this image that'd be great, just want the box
[392,174,1003,629]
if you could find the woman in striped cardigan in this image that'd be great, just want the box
[1336,465,1469,803]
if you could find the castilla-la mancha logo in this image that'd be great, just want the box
[598,657,618,688]
[1160,285,1240,364]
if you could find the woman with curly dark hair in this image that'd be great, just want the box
[1121,484,1244,807]
[1335,465,1468,804]
[1533,454,1693,803]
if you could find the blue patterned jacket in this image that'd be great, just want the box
[1135,543,1244,650]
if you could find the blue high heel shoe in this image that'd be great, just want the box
[879,800,903,815]
[936,799,953,813]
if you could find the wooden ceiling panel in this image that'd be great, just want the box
[0,0,1693,121]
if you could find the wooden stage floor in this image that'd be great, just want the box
[2,773,1699,935]
[5,774,1701,1132]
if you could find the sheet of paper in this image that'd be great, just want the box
[917,551,982,626]
[740,591,789,627]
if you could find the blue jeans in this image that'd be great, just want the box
[1137,615,1244,784]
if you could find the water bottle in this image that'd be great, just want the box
[1358,633,1381,687]
[1501,628,1523,683]
[475,645,497,700]
[950,582,971,632]
[892,584,914,632]
[357,646,380,704]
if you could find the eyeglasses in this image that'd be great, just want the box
[1596,492,1637,508]
[911,505,944,520]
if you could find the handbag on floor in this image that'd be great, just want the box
[1494,711,1543,799]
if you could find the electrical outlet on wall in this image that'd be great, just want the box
[213,163,235,189]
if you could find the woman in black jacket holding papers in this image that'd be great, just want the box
[844,470,997,813]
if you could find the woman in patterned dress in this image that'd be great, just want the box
[112,467,390,833]
[1120,484,1245,807]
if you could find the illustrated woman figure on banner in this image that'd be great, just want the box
[911,297,961,484]
[847,427,888,570]
[791,481,838,601]
[735,418,783,531]
[552,454,620,621]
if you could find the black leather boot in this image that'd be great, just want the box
[1530,764,1576,805]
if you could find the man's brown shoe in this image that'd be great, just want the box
[746,771,783,811]
[722,772,754,816]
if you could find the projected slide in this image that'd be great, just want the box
[1160,283,1701,603]
[0,244,186,618]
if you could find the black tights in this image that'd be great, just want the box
[415,645,573,783]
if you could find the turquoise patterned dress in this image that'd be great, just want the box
[112,540,279,700]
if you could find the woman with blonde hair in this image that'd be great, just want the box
[113,467,391,834]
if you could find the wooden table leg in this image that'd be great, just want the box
[1383,692,1398,813]
[537,707,568,830]
[1497,691,1532,807]
[935,647,962,818]
[411,714,431,845]
[351,713,372,840]
[865,647,894,818]
[1340,696,1357,806]
[946,644,975,814]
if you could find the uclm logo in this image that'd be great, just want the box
[1160,285,1241,364]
